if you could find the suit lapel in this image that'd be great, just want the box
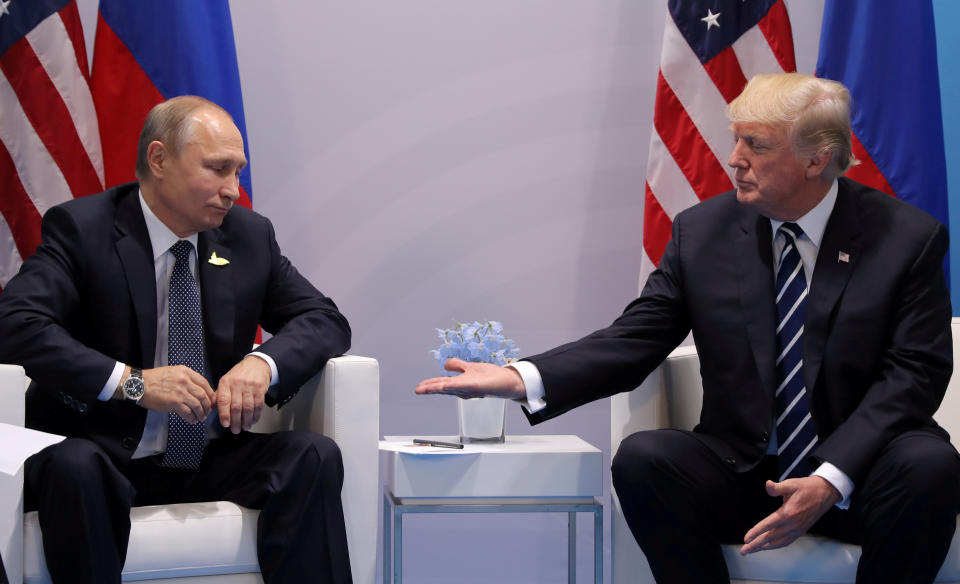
[114,187,157,367]
[804,182,860,394]
[197,230,235,380]
[737,211,778,397]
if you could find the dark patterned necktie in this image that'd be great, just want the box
[160,240,206,469]
[774,223,818,481]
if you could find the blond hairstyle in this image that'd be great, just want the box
[134,96,234,181]
[728,73,858,181]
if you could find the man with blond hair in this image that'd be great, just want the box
[417,73,960,583]
[0,96,353,583]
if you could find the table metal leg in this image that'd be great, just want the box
[568,511,576,584]
[594,505,603,584]
[394,506,403,584]
[381,495,603,583]
[383,493,391,584]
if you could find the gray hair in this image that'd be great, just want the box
[728,73,858,181]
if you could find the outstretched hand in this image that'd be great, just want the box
[740,476,840,555]
[415,358,527,400]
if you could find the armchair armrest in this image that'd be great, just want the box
[253,355,380,584]
[0,364,25,427]
[0,364,26,584]
[610,346,702,584]
[314,356,380,584]
[610,345,701,454]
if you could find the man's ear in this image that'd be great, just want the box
[805,149,832,180]
[146,141,168,179]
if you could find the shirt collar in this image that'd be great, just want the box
[139,189,199,261]
[769,179,838,248]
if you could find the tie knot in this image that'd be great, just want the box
[170,240,193,263]
[779,222,804,242]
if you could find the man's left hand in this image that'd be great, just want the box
[740,476,841,555]
[217,355,271,434]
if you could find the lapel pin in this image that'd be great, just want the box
[208,251,230,266]
[838,251,850,263]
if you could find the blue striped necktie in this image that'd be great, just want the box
[160,240,207,470]
[774,222,818,481]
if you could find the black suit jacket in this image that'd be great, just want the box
[524,178,952,486]
[0,182,351,463]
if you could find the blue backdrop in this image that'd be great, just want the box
[934,0,960,314]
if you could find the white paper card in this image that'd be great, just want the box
[381,434,600,455]
[0,422,65,476]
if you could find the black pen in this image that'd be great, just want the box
[413,438,464,449]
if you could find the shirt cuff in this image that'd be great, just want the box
[98,361,126,401]
[812,461,855,509]
[506,360,546,414]
[248,351,279,386]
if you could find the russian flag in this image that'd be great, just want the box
[91,0,253,208]
[815,0,949,257]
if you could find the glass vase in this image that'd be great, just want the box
[457,396,506,443]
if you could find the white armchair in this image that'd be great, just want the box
[611,318,960,584]
[0,356,380,584]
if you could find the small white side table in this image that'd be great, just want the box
[380,435,603,584]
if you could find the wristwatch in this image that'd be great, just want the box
[121,368,145,403]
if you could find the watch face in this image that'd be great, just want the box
[123,377,145,400]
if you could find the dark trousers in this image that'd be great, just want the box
[612,428,960,584]
[25,431,352,584]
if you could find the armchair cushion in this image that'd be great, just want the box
[24,503,258,582]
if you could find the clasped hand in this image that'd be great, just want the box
[415,358,527,400]
[139,355,271,433]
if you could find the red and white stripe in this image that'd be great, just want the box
[0,2,102,290]
[640,0,796,290]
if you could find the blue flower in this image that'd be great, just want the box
[430,320,520,374]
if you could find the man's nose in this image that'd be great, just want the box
[221,176,240,202]
[728,142,747,169]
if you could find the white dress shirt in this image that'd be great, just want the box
[97,191,279,458]
[513,180,854,507]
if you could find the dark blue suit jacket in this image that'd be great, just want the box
[0,182,351,463]
[524,178,952,485]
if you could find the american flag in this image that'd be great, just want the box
[641,0,796,287]
[0,0,103,292]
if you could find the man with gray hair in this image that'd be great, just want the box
[0,96,353,583]
[417,73,960,583]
